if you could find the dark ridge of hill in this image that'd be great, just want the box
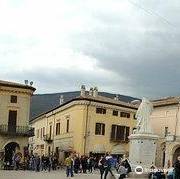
[30,91,139,120]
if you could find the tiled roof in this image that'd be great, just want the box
[30,91,139,120]
[0,80,36,91]
[79,94,138,109]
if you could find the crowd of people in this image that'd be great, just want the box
[1,151,180,179]
[1,151,132,178]
[3,153,59,171]
[64,152,131,179]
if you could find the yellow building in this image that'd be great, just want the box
[30,86,137,162]
[0,80,35,165]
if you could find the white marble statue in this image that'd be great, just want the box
[136,97,154,134]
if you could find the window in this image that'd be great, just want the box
[95,123,105,135]
[165,127,168,137]
[113,110,118,116]
[49,125,52,139]
[120,112,130,118]
[40,128,43,139]
[10,95,17,103]
[37,129,39,138]
[43,127,45,137]
[96,108,106,114]
[56,123,61,135]
[111,125,130,142]
[133,114,137,119]
[66,120,69,133]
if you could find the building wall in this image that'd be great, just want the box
[150,104,180,167]
[85,104,136,155]
[0,86,32,126]
[30,100,137,162]
[151,105,178,137]
[0,85,34,154]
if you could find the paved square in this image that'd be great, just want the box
[0,170,100,179]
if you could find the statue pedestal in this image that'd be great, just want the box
[129,133,158,173]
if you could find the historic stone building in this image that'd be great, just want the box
[151,97,180,167]
[0,80,35,164]
[29,86,137,162]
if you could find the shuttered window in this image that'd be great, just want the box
[111,125,116,139]
[56,123,61,135]
[95,123,105,135]
[120,112,130,118]
[125,127,130,141]
[10,95,17,103]
[112,110,118,116]
[117,126,125,140]
[66,120,69,133]
[111,125,130,142]
[96,108,106,114]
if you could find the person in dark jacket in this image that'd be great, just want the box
[98,156,106,179]
[81,156,88,173]
[174,156,180,179]
[123,159,131,174]
[74,156,80,174]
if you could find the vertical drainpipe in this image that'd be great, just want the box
[52,113,55,155]
[84,101,91,155]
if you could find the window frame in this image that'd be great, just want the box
[56,122,61,135]
[112,110,118,116]
[10,95,17,103]
[96,107,106,114]
[95,123,105,135]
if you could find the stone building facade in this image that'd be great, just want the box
[29,86,137,162]
[151,97,180,167]
[0,80,35,164]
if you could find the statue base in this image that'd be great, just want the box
[129,133,158,170]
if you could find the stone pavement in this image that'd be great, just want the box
[0,170,99,179]
[0,170,147,179]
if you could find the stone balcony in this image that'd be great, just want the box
[0,124,34,137]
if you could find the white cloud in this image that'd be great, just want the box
[0,0,180,97]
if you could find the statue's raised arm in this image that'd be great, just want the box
[135,97,153,134]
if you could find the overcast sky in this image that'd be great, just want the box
[0,0,180,98]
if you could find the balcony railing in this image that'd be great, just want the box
[43,134,53,143]
[0,124,34,137]
[110,137,129,143]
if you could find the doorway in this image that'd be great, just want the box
[4,142,20,165]
[8,110,17,134]
[173,147,180,163]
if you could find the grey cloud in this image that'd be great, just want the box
[1,67,121,94]
[66,0,180,98]
[1,0,180,98]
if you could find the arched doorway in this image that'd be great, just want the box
[4,142,20,165]
[173,147,180,163]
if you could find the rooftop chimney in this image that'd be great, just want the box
[59,95,64,105]
[80,85,86,96]
[89,87,93,96]
[114,94,119,100]
[93,87,98,97]
[24,80,28,85]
